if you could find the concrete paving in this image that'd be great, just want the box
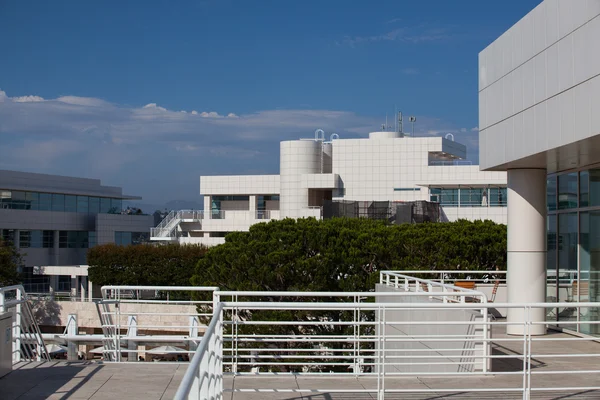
[1,325,599,399]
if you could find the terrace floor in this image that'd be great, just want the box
[1,326,600,400]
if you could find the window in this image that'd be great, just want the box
[489,188,507,206]
[64,195,77,212]
[100,198,111,213]
[39,193,52,211]
[440,188,459,206]
[89,231,97,248]
[51,194,65,212]
[558,173,578,209]
[460,188,484,206]
[110,198,122,213]
[77,196,88,213]
[547,176,557,211]
[115,231,148,246]
[42,231,54,248]
[88,197,100,213]
[26,192,39,210]
[59,231,90,248]
[1,229,15,244]
[19,230,31,248]
[589,169,600,207]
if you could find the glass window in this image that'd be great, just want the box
[88,197,100,213]
[11,191,27,209]
[131,232,148,245]
[489,188,507,207]
[579,211,600,335]
[1,229,15,244]
[51,194,65,212]
[59,231,68,248]
[39,193,52,211]
[19,230,31,248]
[77,196,88,213]
[460,188,484,207]
[26,192,39,210]
[580,171,589,207]
[43,231,54,248]
[440,188,458,206]
[547,176,557,211]
[89,231,97,248]
[0,191,10,209]
[557,212,578,328]
[110,198,122,213]
[65,195,77,212]
[30,230,43,248]
[589,169,600,207]
[558,173,578,209]
[100,198,111,213]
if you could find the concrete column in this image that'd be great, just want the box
[203,196,211,214]
[66,314,78,361]
[506,169,547,336]
[249,195,257,218]
[88,279,93,302]
[13,229,20,250]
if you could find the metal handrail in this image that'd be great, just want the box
[174,303,224,400]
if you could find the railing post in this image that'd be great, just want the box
[394,275,399,289]
[482,303,489,374]
[14,289,22,363]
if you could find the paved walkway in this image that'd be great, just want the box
[1,326,600,399]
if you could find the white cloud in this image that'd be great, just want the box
[460,128,467,132]
[12,95,44,102]
[0,88,479,202]
[471,126,479,132]
[339,26,450,47]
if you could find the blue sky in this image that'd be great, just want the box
[0,0,541,206]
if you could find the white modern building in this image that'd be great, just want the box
[479,0,600,335]
[152,128,507,246]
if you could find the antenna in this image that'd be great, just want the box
[397,111,403,134]
[409,116,416,137]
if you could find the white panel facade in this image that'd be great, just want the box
[479,0,600,171]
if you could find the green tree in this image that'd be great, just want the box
[0,238,22,287]
[87,243,208,287]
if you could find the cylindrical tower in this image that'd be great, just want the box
[280,140,322,218]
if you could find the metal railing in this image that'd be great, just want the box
[428,160,473,166]
[176,294,600,400]
[174,303,224,400]
[0,285,50,363]
[96,285,219,361]
[151,210,204,239]
[381,270,507,284]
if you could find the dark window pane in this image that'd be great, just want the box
[26,192,39,210]
[52,194,65,212]
[558,173,577,209]
[589,169,600,207]
[77,196,88,213]
[30,230,43,248]
[580,171,589,207]
[89,231,97,248]
[43,231,54,248]
[547,176,557,211]
[88,197,100,213]
[19,230,31,248]
[110,199,122,213]
[65,195,77,212]
[100,198,111,213]
[59,231,68,248]
[39,193,52,211]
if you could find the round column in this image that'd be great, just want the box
[280,140,322,218]
[506,169,547,335]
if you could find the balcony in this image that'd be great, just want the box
[1,275,600,400]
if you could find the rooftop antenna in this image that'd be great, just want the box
[409,116,416,137]
[397,111,403,134]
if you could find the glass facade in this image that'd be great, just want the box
[429,186,506,207]
[115,231,149,246]
[0,189,125,214]
[547,168,600,335]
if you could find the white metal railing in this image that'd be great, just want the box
[381,270,507,284]
[379,271,490,303]
[255,210,271,220]
[174,303,224,400]
[96,285,219,362]
[151,210,204,239]
[176,294,600,400]
[0,285,50,363]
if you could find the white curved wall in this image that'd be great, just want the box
[280,140,322,218]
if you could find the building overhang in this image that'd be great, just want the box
[301,173,341,189]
